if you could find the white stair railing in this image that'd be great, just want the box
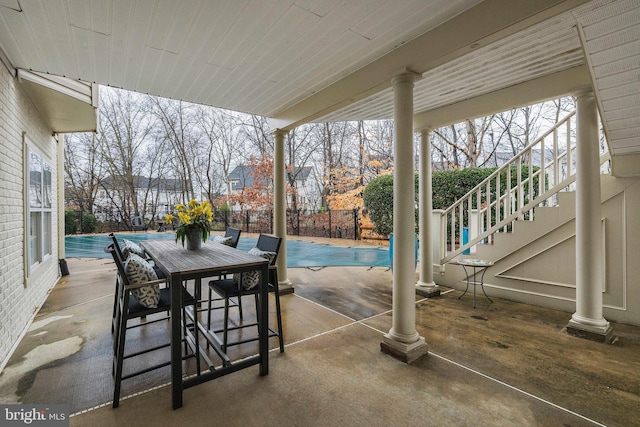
[436,111,609,265]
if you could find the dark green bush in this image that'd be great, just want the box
[363,174,395,236]
[432,168,496,209]
[65,210,77,235]
[364,166,540,237]
[433,166,540,210]
[81,212,96,234]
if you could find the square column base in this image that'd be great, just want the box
[415,284,440,298]
[278,282,295,295]
[381,335,428,364]
[566,321,614,344]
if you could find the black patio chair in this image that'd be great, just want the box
[195,226,242,304]
[106,242,169,334]
[217,226,241,248]
[108,232,166,279]
[107,242,200,408]
[207,233,284,353]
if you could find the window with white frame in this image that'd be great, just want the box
[27,142,53,273]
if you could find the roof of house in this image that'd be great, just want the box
[229,165,312,191]
[101,176,182,191]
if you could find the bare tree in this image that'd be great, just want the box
[63,132,106,213]
[194,107,244,205]
[151,97,199,201]
[97,87,163,225]
[282,125,319,212]
[242,114,273,156]
[313,122,352,210]
[431,116,497,169]
[431,97,576,169]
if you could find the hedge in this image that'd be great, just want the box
[363,166,539,237]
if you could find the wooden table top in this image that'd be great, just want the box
[140,239,267,276]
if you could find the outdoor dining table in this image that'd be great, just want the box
[140,239,270,409]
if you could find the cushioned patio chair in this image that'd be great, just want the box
[107,242,200,407]
[212,226,241,248]
[195,226,242,305]
[109,232,166,279]
[207,233,284,353]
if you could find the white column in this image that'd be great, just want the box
[273,129,291,289]
[417,129,437,290]
[567,89,612,341]
[57,134,65,260]
[381,71,427,363]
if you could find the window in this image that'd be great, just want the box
[27,143,53,273]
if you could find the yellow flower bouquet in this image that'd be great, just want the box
[166,199,213,248]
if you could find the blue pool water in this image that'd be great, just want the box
[65,233,390,268]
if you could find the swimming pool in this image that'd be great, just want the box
[65,233,390,268]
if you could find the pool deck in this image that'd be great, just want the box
[1,248,639,426]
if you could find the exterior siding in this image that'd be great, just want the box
[0,65,60,368]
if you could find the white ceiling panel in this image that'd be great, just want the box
[607,104,640,121]
[0,0,638,161]
[576,0,640,156]
[293,0,339,17]
[0,0,21,12]
[609,124,640,140]
[593,54,640,78]
[317,9,586,123]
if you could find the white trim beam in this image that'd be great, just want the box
[414,66,592,131]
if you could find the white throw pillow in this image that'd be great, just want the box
[213,235,233,246]
[125,253,160,308]
[121,238,147,259]
[233,247,276,290]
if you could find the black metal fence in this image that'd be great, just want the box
[66,209,362,241]
[212,209,360,240]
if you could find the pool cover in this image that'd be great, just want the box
[65,233,390,268]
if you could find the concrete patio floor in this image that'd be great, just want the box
[1,254,639,426]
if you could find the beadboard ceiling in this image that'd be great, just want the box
[0,0,638,170]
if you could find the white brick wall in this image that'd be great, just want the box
[0,65,60,369]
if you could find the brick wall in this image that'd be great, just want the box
[0,65,60,369]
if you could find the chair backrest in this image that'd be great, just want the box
[105,242,128,284]
[108,233,126,261]
[224,227,242,248]
[256,234,282,266]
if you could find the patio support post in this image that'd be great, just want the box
[416,129,439,298]
[273,129,293,292]
[381,71,428,363]
[57,134,65,260]
[566,88,612,343]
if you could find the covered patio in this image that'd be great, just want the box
[1,251,639,426]
[1,1,640,425]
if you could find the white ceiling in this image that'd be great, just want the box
[0,0,638,172]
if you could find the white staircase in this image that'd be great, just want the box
[430,112,636,320]
[434,111,610,266]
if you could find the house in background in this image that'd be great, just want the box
[94,175,183,223]
[228,164,321,211]
[228,164,256,197]
[287,166,322,212]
